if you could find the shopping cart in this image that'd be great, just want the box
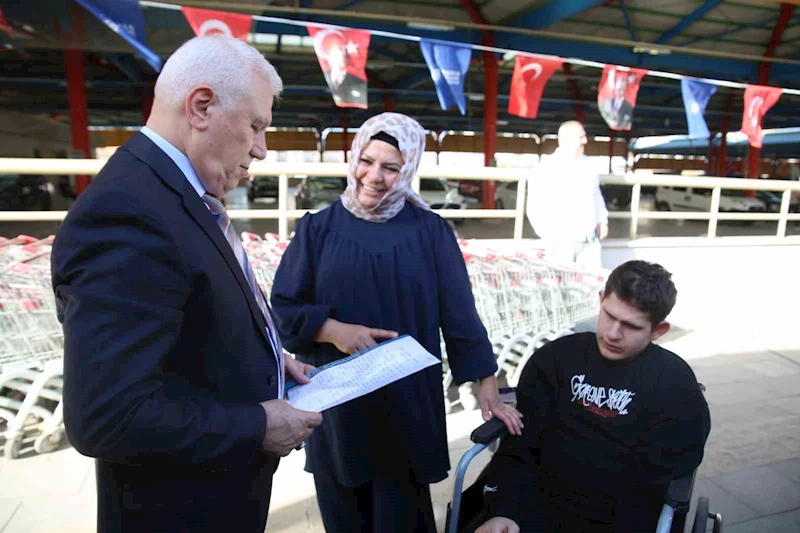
[462,242,604,339]
[0,237,66,459]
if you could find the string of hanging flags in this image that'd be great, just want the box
[66,0,800,148]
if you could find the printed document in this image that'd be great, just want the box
[286,335,440,413]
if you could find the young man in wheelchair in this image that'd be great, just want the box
[476,260,711,533]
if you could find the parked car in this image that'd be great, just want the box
[600,184,633,210]
[294,177,468,223]
[295,177,346,210]
[494,180,629,211]
[419,178,467,209]
[247,176,279,201]
[755,190,800,213]
[457,180,482,201]
[0,174,53,210]
[419,178,469,224]
[494,181,518,210]
[654,186,767,215]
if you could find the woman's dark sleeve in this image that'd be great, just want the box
[270,214,331,354]
[430,216,497,383]
[483,342,560,522]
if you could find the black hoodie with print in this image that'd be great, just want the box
[483,332,711,532]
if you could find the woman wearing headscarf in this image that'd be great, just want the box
[270,113,522,532]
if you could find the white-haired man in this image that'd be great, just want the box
[52,37,322,533]
[527,121,609,270]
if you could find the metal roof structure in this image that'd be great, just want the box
[0,0,798,139]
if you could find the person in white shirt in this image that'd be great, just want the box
[527,121,609,270]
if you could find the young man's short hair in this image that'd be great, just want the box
[604,260,677,325]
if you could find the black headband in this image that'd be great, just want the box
[369,131,400,150]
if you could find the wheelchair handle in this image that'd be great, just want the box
[471,417,508,445]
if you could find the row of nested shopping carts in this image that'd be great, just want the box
[0,231,605,459]
[0,236,65,459]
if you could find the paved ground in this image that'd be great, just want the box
[1,317,799,533]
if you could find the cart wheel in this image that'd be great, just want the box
[33,431,63,454]
[4,437,21,460]
[692,497,710,533]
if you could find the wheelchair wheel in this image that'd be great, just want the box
[692,496,709,533]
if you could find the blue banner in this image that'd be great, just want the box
[420,39,471,115]
[681,78,717,138]
[74,0,162,72]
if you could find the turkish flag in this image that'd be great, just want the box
[740,84,782,148]
[597,65,647,131]
[182,7,252,42]
[308,26,371,109]
[508,55,563,119]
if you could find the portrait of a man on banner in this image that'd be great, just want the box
[308,27,370,109]
[598,66,647,131]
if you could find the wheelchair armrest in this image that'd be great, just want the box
[470,417,508,445]
[665,469,696,514]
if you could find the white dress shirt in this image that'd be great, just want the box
[526,148,609,243]
[140,126,206,198]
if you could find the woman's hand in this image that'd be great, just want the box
[284,356,315,385]
[315,319,398,354]
[478,375,524,436]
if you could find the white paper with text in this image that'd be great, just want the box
[287,336,440,413]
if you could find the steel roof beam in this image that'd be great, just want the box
[757,2,794,84]
[679,15,779,47]
[655,0,723,45]
[620,0,638,42]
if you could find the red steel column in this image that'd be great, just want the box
[459,0,496,209]
[748,3,793,183]
[716,93,733,177]
[562,63,585,123]
[66,49,91,194]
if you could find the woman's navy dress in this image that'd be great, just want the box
[270,200,497,486]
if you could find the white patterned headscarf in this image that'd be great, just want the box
[341,113,430,223]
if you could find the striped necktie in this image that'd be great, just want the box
[203,194,284,398]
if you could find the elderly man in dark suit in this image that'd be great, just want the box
[51,36,322,533]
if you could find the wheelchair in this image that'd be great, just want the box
[445,393,723,533]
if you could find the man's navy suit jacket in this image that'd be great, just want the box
[52,133,281,532]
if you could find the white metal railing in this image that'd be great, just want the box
[1,158,799,241]
[602,174,800,238]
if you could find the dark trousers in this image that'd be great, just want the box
[313,467,437,533]
[96,458,276,533]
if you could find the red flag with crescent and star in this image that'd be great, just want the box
[740,84,782,149]
[182,7,252,41]
[308,26,371,109]
[508,55,563,119]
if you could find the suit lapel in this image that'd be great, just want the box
[124,133,270,342]
[181,190,270,339]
